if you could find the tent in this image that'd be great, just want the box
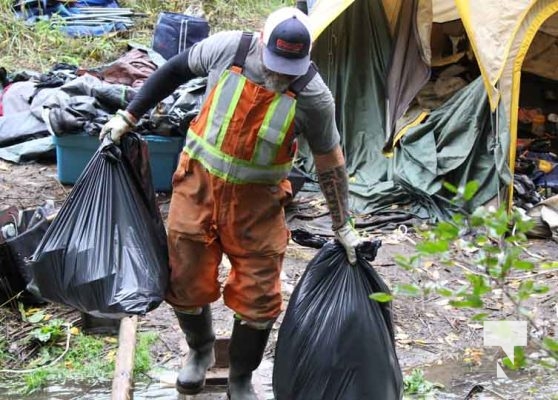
[295,0,558,221]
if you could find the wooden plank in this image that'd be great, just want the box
[111,315,138,400]
[213,336,230,369]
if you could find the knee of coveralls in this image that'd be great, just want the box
[224,252,285,322]
[220,180,292,322]
[165,230,223,309]
[165,152,222,310]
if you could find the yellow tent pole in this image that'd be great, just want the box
[453,0,500,111]
[454,0,538,112]
[507,2,558,211]
[309,0,356,40]
[383,111,429,158]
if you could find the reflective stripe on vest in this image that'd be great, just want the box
[252,92,296,166]
[184,133,293,184]
[184,68,297,184]
[204,70,246,147]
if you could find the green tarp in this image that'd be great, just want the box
[297,0,512,221]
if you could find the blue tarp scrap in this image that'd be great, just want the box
[13,0,129,37]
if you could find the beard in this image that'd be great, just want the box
[263,71,294,93]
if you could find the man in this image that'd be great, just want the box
[100,7,361,400]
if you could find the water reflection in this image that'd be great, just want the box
[2,357,556,399]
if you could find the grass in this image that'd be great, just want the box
[0,0,294,73]
[11,330,158,395]
[1,305,161,396]
[403,368,439,397]
[0,338,8,366]
[134,331,158,375]
[0,0,156,72]
[204,0,293,31]
[22,370,49,394]
[63,333,116,381]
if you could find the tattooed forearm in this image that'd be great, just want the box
[317,165,350,230]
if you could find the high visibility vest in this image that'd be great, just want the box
[184,32,316,185]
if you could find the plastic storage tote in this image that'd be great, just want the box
[53,134,184,192]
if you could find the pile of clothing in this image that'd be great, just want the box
[0,46,205,163]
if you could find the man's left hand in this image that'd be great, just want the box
[334,220,362,265]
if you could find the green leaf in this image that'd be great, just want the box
[533,284,549,294]
[504,233,527,244]
[403,368,437,395]
[518,280,534,301]
[449,295,483,308]
[539,358,558,370]
[474,234,489,247]
[482,244,502,254]
[462,181,479,201]
[434,221,460,240]
[436,288,453,297]
[542,261,558,270]
[394,284,421,297]
[27,311,45,324]
[394,254,416,271]
[502,347,526,370]
[513,213,536,233]
[516,280,548,299]
[417,240,449,254]
[452,213,465,224]
[471,313,489,321]
[471,207,489,227]
[512,259,535,271]
[369,292,393,302]
[466,274,490,296]
[443,181,458,194]
[31,328,52,343]
[543,337,558,353]
[18,302,28,322]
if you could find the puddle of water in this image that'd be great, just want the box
[420,359,558,399]
[0,361,273,400]
[2,357,556,399]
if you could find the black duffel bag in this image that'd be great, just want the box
[152,12,210,60]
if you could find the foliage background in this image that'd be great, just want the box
[0,0,291,73]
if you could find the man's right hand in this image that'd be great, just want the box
[99,110,136,143]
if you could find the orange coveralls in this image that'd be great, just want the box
[165,49,300,323]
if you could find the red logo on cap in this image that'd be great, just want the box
[276,38,304,54]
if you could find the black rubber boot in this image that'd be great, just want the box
[227,319,271,400]
[175,305,216,395]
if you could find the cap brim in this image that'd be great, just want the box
[262,47,310,76]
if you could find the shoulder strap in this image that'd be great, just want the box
[288,62,318,96]
[232,32,254,70]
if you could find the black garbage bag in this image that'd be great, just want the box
[28,133,169,318]
[273,241,403,400]
[0,204,54,306]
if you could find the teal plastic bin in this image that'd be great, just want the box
[53,134,184,192]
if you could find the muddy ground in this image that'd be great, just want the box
[1,158,558,399]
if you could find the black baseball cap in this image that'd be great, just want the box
[262,7,312,76]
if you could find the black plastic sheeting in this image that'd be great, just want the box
[28,134,169,318]
[273,241,403,400]
[0,206,52,306]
